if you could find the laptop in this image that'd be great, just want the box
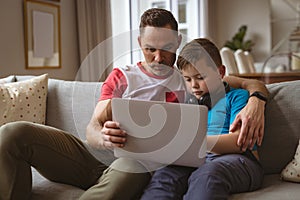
[112,98,208,168]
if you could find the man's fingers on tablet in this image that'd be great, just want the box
[103,121,121,128]
[102,128,126,137]
[103,141,124,148]
[103,134,126,144]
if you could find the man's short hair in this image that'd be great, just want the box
[139,8,178,34]
[177,38,222,70]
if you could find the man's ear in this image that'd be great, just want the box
[218,65,226,78]
[177,34,182,48]
[138,36,142,47]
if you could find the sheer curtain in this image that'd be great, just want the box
[199,0,210,37]
[76,0,112,81]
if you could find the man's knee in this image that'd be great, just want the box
[108,158,152,189]
[0,121,33,150]
[81,158,151,200]
[110,157,152,173]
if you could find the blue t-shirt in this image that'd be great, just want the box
[207,87,249,136]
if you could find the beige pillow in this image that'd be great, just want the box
[0,75,16,84]
[0,74,48,126]
[281,139,300,182]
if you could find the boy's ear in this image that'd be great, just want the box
[218,65,226,78]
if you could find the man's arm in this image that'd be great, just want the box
[86,99,126,149]
[224,75,269,151]
[224,76,269,96]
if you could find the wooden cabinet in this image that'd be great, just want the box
[229,72,300,84]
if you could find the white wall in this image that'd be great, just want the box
[0,0,296,79]
[270,0,300,53]
[211,0,271,62]
[0,0,79,80]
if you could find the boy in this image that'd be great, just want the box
[141,38,264,199]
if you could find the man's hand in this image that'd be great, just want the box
[100,121,127,149]
[230,97,265,151]
[86,99,127,149]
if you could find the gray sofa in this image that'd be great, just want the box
[8,76,300,199]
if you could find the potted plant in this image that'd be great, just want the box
[224,25,255,52]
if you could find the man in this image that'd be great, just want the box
[0,8,268,200]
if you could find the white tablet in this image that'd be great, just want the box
[112,98,208,168]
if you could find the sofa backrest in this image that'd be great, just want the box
[46,79,102,141]
[259,80,300,174]
[15,76,102,141]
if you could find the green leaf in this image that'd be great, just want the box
[243,40,255,51]
[223,25,254,51]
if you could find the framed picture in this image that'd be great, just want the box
[46,0,60,2]
[24,0,61,69]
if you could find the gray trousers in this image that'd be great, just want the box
[0,121,151,200]
[142,151,264,200]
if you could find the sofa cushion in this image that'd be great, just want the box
[0,75,16,84]
[258,80,300,174]
[31,168,84,200]
[0,74,48,126]
[229,174,300,199]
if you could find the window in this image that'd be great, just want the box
[151,1,166,9]
[131,0,200,41]
[111,0,206,66]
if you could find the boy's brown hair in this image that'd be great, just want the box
[177,38,222,70]
[139,8,178,34]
